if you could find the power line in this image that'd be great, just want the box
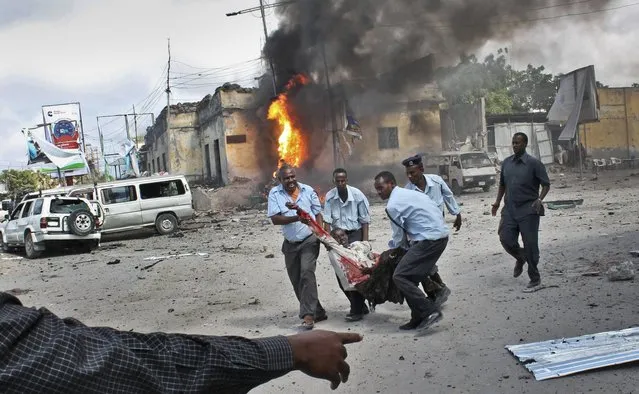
[376,1,639,29]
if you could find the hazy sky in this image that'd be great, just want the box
[1,0,637,168]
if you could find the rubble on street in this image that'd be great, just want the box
[1,170,638,393]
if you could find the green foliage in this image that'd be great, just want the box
[0,169,40,195]
[485,89,513,114]
[436,48,561,114]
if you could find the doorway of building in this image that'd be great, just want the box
[213,139,223,185]
[204,144,212,180]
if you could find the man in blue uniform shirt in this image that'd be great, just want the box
[323,168,371,322]
[374,171,450,333]
[403,154,462,305]
[268,165,326,329]
[491,132,550,289]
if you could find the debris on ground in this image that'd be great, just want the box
[265,253,275,259]
[506,326,639,381]
[6,288,32,296]
[606,261,636,281]
[141,259,165,271]
[101,243,124,251]
[248,297,260,305]
[545,199,584,210]
[168,232,185,238]
[630,251,639,257]
[522,284,559,293]
[107,259,121,265]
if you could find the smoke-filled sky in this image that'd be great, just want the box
[1,0,638,167]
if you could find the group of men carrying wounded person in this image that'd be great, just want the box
[267,132,550,334]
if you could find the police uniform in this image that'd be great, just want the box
[402,154,451,303]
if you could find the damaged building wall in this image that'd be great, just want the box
[198,86,260,185]
[349,100,442,167]
[580,87,639,159]
[440,99,487,151]
[144,103,202,181]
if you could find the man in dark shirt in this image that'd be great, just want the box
[491,132,550,289]
[0,292,362,393]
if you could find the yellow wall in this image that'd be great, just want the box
[581,87,639,159]
[224,110,261,180]
[351,103,442,166]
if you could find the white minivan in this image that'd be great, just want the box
[68,175,194,235]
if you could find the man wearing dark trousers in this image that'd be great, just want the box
[491,132,550,289]
[403,154,463,306]
[323,168,371,322]
[374,171,450,333]
[268,165,326,330]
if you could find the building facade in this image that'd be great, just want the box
[580,87,639,160]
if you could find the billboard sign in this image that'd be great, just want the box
[42,103,83,150]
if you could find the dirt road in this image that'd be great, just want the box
[1,170,638,393]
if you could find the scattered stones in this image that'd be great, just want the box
[265,253,275,259]
[107,259,121,265]
[168,232,185,238]
[248,297,260,305]
[606,261,636,281]
[6,288,32,296]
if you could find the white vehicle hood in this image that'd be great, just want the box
[462,167,498,177]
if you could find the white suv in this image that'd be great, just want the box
[0,196,104,259]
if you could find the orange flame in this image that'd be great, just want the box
[267,74,309,168]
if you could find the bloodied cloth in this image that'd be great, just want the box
[295,207,406,307]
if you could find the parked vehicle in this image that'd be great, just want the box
[67,175,194,235]
[0,199,13,223]
[423,150,498,195]
[0,196,104,259]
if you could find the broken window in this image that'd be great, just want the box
[49,199,89,214]
[226,135,247,144]
[101,186,137,205]
[378,127,399,150]
[139,180,186,200]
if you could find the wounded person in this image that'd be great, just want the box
[329,228,443,309]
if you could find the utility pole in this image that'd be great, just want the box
[166,38,171,136]
[133,104,139,146]
[226,1,290,95]
[96,117,107,175]
[124,114,130,140]
[259,0,278,95]
[321,41,340,168]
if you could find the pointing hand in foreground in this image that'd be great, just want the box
[287,330,363,390]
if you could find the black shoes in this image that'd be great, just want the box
[345,305,369,322]
[399,318,422,330]
[527,279,541,288]
[416,311,443,332]
[400,311,444,331]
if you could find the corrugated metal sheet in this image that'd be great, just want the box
[493,122,554,165]
[506,327,639,381]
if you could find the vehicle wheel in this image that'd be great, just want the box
[24,233,43,259]
[482,185,491,193]
[69,209,95,236]
[155,213,178,235]
[451,180,462,196]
